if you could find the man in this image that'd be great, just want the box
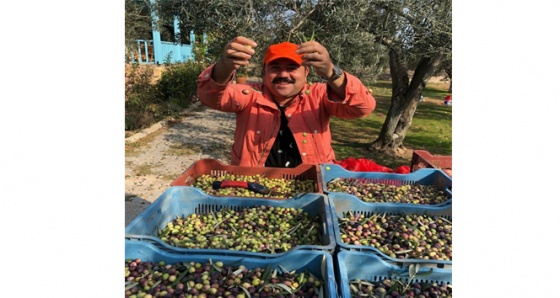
[197,36,376,167]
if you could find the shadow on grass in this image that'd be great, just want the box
[330,85,451,166]
[403,136,452,155]
[414,103,452,121]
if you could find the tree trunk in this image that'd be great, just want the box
[369,50,443,153]
[445,67,452,93]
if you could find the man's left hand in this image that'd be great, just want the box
[296,41,335,79]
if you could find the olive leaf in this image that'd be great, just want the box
[278,264,296,275]
[297,272,305,284]
[262,265,272,283]
[305,224,315,238]
[408,263,419,281]
[149,280,161,290]
[240,285,252,297]
[272,283,294,293]
[170,268,189,287]
[350,283,359,293]
[414,267,434,278]
[299,30,315,43]
[232,265,246,276]
[387,279,404,293]
[209,258,224,272]
[321,255,326,285]
[395,249,413,254]
[124,281,139,291]
[317,285,324,298]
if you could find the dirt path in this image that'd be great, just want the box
[125,102,235,226]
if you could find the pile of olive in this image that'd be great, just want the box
[327,178,449,205]
[339,211,452,261]
[125,258,324,298]
[193,174,315,199]
[158,205,323,253]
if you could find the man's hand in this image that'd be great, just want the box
[296,41,335,80]
[297,40,346,96]
[213,36,258,84]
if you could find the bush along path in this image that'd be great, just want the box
[125,102,235,226]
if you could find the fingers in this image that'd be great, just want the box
[297,41,329,63]
[297,41,333,76]
[222,36,258,69]
[296,41,323,56]
[231,36,258,49]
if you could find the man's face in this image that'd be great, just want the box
[263,58,308,103]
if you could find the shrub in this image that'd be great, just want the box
[125,64,162,131]
[125,60,209,132]
[157,60,208,110]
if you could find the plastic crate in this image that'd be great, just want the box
[125,186,335,258]
[170,159,323,200]
[336,251,452,298]
[125,240,338,298]
[320,164,452,207]
[410,150,452,177]
[328,193,452,268]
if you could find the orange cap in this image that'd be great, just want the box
[263,42,303,65]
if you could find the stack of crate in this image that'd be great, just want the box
[320,163,452,297]
[125,158,452,298]
[125,159,337,298]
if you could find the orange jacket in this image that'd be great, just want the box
[196,64,376,166]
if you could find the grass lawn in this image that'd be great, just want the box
[330,80,452,169]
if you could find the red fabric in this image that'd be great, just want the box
[334,157,410,173]
[393,165,411,174]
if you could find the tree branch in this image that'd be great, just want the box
[286,7,316,41]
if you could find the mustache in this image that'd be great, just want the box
[272,77,295,84]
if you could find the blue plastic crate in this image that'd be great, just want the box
[125,186,335,258]
[320,164,452,207]
[125,240,338,298]
[336,251,451,298]
[328,193,452,267]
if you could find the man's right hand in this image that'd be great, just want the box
[212,36,257,84]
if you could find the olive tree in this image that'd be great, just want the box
[153,0,387,82]
[152,0,451,153]
[362,0,452,153]
[285,0,452,152]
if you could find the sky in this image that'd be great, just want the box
[1,1,560,297]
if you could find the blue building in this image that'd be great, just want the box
[127,2,203,64]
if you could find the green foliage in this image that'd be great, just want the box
[125,61,209,131]
[128,0,452,155]
[154,0,389,80]
[152,0,450,87]
[125,64,161,131]
[157,60,208,108]
[125,0,153,54]
[192,34,216,64]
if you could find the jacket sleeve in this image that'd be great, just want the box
[321,71,376,119]
[196,64,250,112]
